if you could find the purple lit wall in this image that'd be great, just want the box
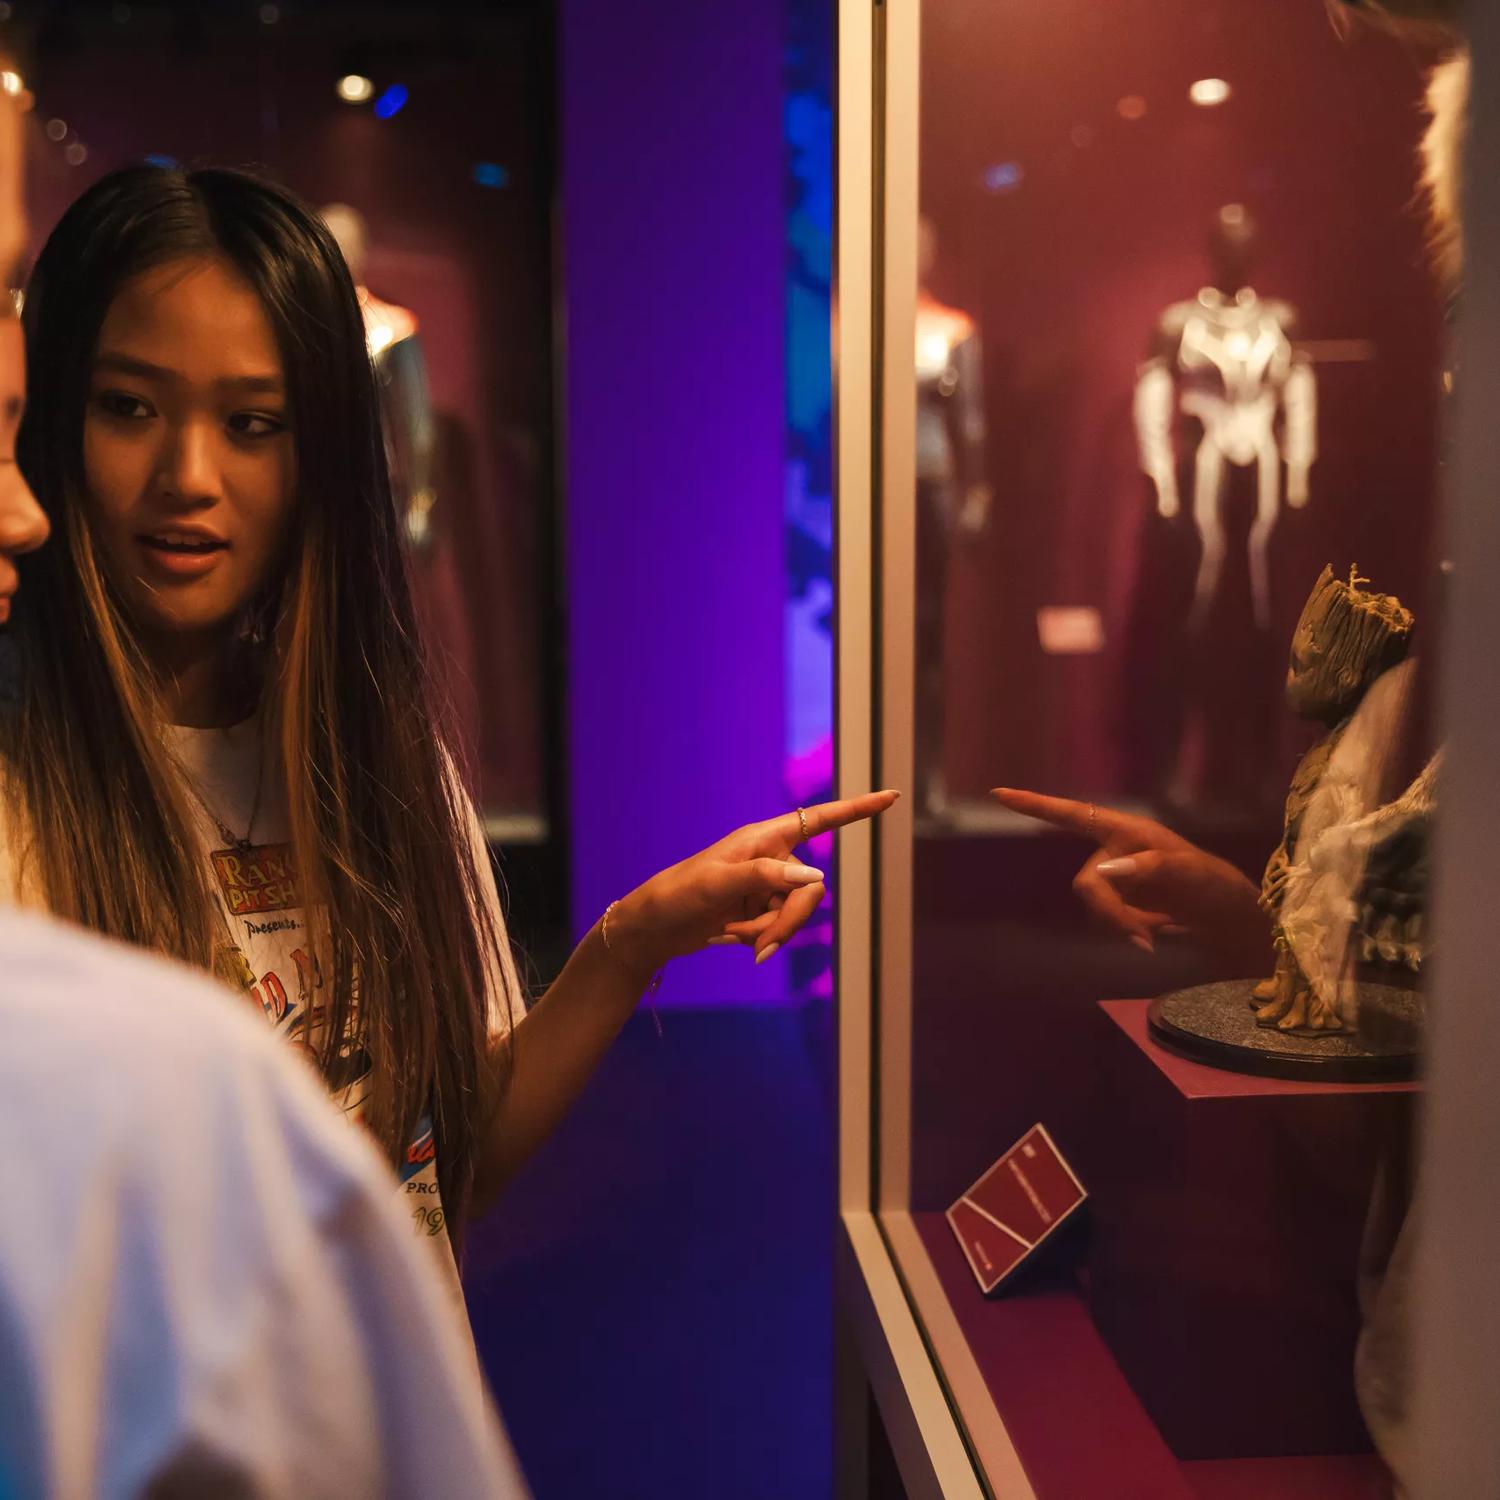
[561,0,790,1005]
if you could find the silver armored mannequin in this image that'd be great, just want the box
[1135,206,1317,630]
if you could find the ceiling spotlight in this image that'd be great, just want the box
[1116,95,1148,122]
[45,118,68,142]
[0,72,21,98]
[1190,78,1232,108]
[337,74,373,104]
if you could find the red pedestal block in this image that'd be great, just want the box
[1088,1000,1417,1460]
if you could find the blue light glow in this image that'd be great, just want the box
[373,84,409,120]
[472,162,511,189]
[145,153,179,169]
[784,0,836,1002]
[983,161,1024,193]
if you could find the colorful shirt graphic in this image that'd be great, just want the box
[168,716,519,1308]
[209,842,301,916]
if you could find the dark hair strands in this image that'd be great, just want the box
[8,163,519,1236]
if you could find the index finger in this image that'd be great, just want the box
[777,789,900,844]
[990,786,1119,839]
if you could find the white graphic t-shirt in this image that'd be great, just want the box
[165,716,521,1317]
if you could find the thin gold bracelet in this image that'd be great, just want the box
[601,900,664,1035]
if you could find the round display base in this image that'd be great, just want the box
[1147,979,1422,1083]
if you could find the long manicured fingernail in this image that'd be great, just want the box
[1097,857,1138,879]
[784,863,824,885]
[1129,933,1154,954]
[882,789,901,799]
[755,942,781,965]
[706,936,740,946]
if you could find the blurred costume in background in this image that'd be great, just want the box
[915,216,990,818]
[322,203,438,554]
[1134,204,1317,634]
[1127,206,1318,814]
[320,202,484,806]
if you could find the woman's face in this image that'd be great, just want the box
[0,317,50,625]
[84,254,296,646]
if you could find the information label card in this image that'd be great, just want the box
[946,1124,1087,1294]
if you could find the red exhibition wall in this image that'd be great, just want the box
[921,0,1445,813]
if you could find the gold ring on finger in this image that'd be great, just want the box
[1087,803,1098,837]
[796,806,810,843]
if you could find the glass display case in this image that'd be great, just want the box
[834,2,1500,1495]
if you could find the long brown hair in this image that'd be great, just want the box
[7,165,520,1229]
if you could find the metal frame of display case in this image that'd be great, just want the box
[834,2,1500,1496]
[835,2,1029,1494]
[834,3,976,1494]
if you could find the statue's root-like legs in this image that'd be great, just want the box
[1250,945,1295,1010]
[1253,953,1344,1033]
[1254,985,1343,1033]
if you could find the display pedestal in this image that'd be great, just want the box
[1149,979,1421,1082]
[1089,1000,1417,1460]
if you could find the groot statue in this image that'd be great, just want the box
[1252,567,1414,1032]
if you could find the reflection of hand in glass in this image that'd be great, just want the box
[990,787,1268,968]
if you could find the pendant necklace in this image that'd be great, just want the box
[182,747,267,854]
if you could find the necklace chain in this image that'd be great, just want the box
[180,747,266,853]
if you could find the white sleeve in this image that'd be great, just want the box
[0,912,531,1500]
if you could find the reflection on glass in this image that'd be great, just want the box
[914,214,989,818]
[904,2,1458,1489]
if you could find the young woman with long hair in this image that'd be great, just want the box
[2,163,893,1307]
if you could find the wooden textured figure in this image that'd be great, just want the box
[1252,567,1414,1032]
